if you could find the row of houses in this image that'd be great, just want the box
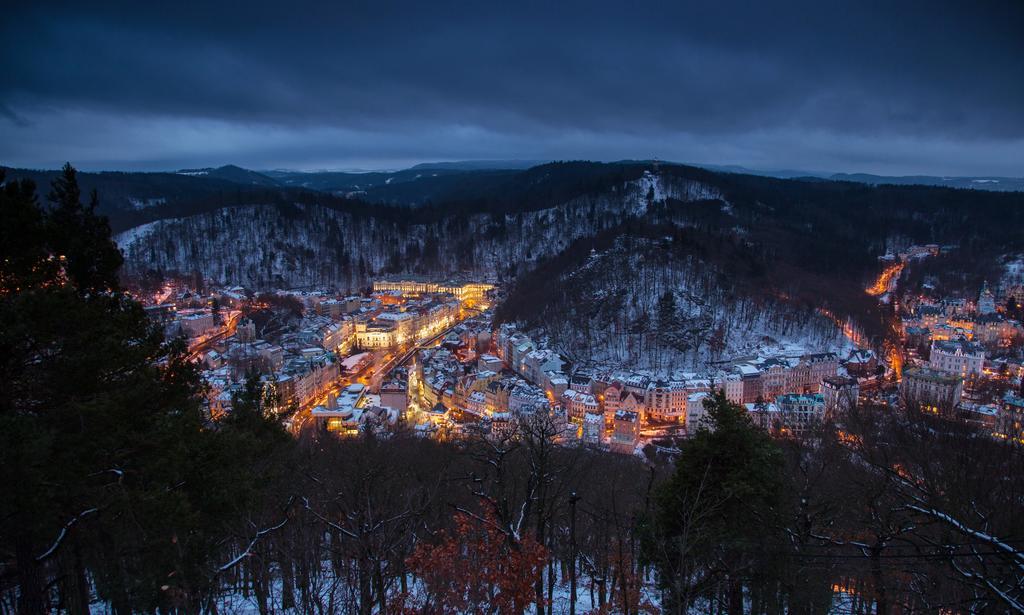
[494,324,568,393]
[372,278,495,304]
[902,286,1024,349]
[717,353,841,406]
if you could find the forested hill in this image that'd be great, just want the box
[100,160,1024,367]
[115,165,721,288]
[111,160,1024,289]
[8,160,1022,362]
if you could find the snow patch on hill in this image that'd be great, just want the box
[116,220,168,250]
[128,196,167,210]
[518,236,849,371]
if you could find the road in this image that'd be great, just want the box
[368,326,456,392]
[188,311,241,361]
[289,316,471,434]
[288,359,378,434]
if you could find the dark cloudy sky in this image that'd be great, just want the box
[2,1,1022,175]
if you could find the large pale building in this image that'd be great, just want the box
[686,392,711,431]
[646,380,687,423]
[929,338,985,379]
[355,321,397,349]
[773,393,825,437]
[901,367,963,411]
[372,279,494,304]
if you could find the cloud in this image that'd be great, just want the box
[2,0,1022,174]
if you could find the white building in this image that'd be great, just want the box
[722,373,744,405]
[646,380,687,423]
[582,411,604,445]
[686,392,711,432]
[929,338,985,379]
[772,393,825,437]
[179,312,215,337]
[901,367,964,411]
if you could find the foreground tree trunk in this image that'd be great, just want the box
[16,537,46,615]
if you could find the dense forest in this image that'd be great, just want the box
[2,166,1023,613]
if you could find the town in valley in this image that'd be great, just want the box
[141,247,1024,455]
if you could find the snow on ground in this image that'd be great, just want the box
[192,572,863,614]
[1001,254,1024,287]
[623,171,722,217]
[128,196,167,210]
[115,219,170,250]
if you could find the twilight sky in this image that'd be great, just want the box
[2,1,1022,175]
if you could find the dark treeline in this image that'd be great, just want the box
[0,162,648,233]
[8,160,1022,258]
[3,166,1023,613]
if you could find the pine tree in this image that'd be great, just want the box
[0,165,291,613]
[642,390,784,614]
[46,163,123,293]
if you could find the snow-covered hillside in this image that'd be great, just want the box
[116,173,720,289]
[505,235,851,371]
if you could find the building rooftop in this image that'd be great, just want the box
[903,367,963,384]
[932,338,984,355]
[822,375,858,387]
[776,393,824,405]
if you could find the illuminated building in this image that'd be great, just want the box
[609,411,640,454]
[582,411,604,445]
[646,380,687,423]
[562,389,599,422]
[355,320,397,349]
[371,279,494,304]
[929,338,985,379]
[996,393,1024,444]
[844,349,878,377]
[380,381,408,413]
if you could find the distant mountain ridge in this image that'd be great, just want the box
[3,159,1022,235]
[175,164,281,187]
[695,163,1024,191]
[408,159,545,171]
[827,172,1024,192]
